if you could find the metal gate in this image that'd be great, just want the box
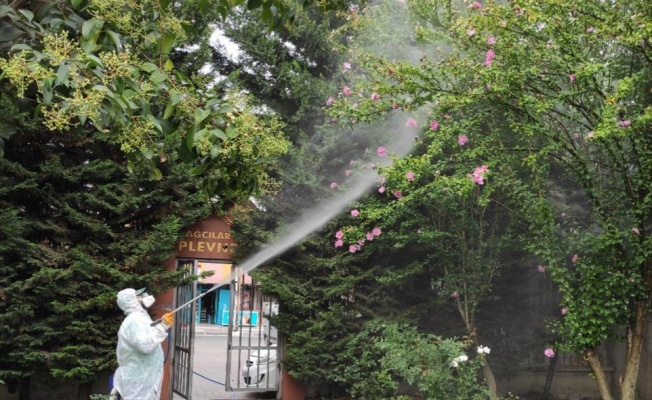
[172,259,196,399]
[225,276,279,392]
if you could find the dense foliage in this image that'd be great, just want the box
[327,0,652,399]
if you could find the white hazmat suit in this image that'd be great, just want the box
[113,288,171,400]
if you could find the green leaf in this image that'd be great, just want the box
[71,0,84,9]
[198,0,209,13]
[163,103,175,120]
[18,9,34,22]
[150,70,167,84]
[55,62,70,85]
[247,0,263,10]
[81,19,103,42]
[194,109,211,125]
[158,33,175,55]
[10,44,32,51]
[105,30,122,51]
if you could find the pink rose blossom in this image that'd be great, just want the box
[372,227,382,236]
[377,146,387,157]
[392,102,399,110]
[451,291,459,298]
[538,265,545,273]
[394,190,402,199]
[430,120,439,131]
[484,49,495,66]
[335,230,344,239]
[570,74,576,82]
[406,118,418,128]
[586,27,595,33]
[632,227,641,235]
[417,229,422,234]
[343,62,352,71]
[488,37,496,45]
[351,209,360,217]
[371,93,381,101]
[326,96,335,106]
[406,171,415,181]
[561,308,567,315]
[378,186,386,194]
[572,254,579,263]
[366,232,374,241]
[468,1,482,9]
[458,134,468,146]
[468,29,476,37]
[330,182,338,189]
[345,169,352,176]
[335,239,343,247]
[618,120,632,127]
[544,348,555,358]
[343,85,351,96]
[357,239,365,246]
[349,245,357,253]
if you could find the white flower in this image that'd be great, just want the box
[451,354,468,367]
[477,345,491,355]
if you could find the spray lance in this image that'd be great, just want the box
[150,282,231,326]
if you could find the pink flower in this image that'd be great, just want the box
[572,254,579,263]
[345,169,352,176]
[377,146,387,157]
[351,209,360,217]
[458,134,468,146]
[335,230,344,239]
[632,227,641,235]
[392,102,399,110]
[561,308,567,315]
[586,27,595,33]
[371,93,381,101]
[406,171,415,181]
[538,265,545,273]
[330,182,338,189]
[326,96,335,106]
[468,29,476,37]
[335,239,344,247]
[430,120,439,131]
[484,49,495,66]
[417,229,422,234]
[343,85,352,96]
[406,118,418,128]
[544,348,555,358]
[487,37,496,45]
[349,245,357,253]
[379,177,386,184]
[357,239,365,246]
[468,1,482,9]
[451,291,459,298]
[618,120,632,127]
[366,232,374,241]
[378,186,386,194]
[570,74,576,82]
[343,62,352,71]
[372,227,382,236]
[469,165,489,185]
[394,190,402,199]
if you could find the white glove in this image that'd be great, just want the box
[109,387,119,400]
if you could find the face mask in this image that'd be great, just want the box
[141,294,156,309]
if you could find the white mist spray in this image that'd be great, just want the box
[237,111,421,275]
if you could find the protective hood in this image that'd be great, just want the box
[117,288,145,315]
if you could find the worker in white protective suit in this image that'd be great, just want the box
[110,288,174,400]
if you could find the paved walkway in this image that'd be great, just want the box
[173,324,276,400]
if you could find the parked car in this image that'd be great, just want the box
[242,348,278,387]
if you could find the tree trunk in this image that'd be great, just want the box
[18,377,30,400]
[584,348,613,400]
[620,300,648,400]
[77,382,92,400]
[480,356,498,400]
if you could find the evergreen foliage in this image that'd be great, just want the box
[0,93,212,395]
